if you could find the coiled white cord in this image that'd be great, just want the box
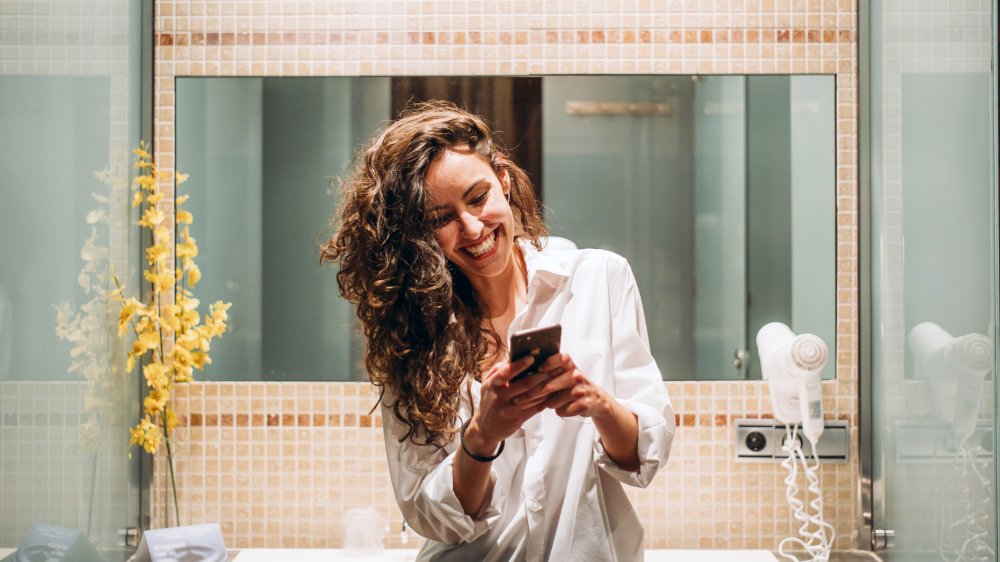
[939,440,994,562]
[777,424,835,562]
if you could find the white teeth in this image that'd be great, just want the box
[464,230,497,257]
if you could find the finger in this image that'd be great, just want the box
[539,352,572,372]
[544,387,577,410]
[510,395,548,410]
[555,400,586,418]
[510,367,569,403]
[481,361,505,385]
[493,355,535,387]
[511,380,564,409]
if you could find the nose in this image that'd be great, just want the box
[458,211,483,239]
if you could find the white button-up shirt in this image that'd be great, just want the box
[381,243,675,562]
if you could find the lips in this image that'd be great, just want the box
[461,229,499,259]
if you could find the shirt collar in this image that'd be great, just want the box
[519,238,571,289]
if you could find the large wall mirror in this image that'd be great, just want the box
[176,75,835,381]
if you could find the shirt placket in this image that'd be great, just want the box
[520,416,547,560]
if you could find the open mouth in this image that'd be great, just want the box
[461,229,499,259]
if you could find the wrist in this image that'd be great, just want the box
[590,390,619,424]
[462,419,501,457]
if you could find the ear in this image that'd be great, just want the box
[499,168,512,196]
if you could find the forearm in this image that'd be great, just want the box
[452,419,499,516]
[591,393,640,471]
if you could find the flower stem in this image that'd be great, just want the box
[162,405,180,526]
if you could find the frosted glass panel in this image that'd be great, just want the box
[0,1,144,557]
[868,0,997,555]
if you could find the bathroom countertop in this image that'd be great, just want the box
[231,548,779,561]
[0,546,785,562]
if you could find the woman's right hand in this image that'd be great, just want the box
[460,355,561,457]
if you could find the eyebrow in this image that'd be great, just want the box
[425,177,489,213]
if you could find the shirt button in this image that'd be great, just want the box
[526,499,543,512]
[529,438,540,449]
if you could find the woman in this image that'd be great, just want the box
[323,101,674,561]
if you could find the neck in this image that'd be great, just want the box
[470,246,527,328]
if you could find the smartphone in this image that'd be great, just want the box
[508,324,562,382]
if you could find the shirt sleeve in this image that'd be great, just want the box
[592,258,676,488]
[381,402,506,545]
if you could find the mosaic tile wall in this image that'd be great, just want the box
[158,378,859,550]
[148,0,861,551]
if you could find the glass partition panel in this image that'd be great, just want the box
[0,2,145,559]
[868,0,998,555]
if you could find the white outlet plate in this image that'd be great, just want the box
[734,419,849,463]
[893,419,993,463]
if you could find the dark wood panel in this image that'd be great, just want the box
[391,76,544,199]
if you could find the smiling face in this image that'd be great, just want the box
[424,145,516,288]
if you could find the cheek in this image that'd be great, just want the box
[434,225,457,251]
[488,195,513,222]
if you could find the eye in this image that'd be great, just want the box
[427,213,453,229]
[469,189,490,206]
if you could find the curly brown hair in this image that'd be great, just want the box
[321,101,548,447]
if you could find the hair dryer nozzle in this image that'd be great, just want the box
[788,335,827,371]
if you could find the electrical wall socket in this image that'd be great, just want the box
[734,419,849,463]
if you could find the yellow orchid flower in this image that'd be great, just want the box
[191,351,210,370]
[146,243,169,265]
[143,362,169,390]
[144,270,173,294]
[171,347,194,382]
[138,206,165,228]
[165,409,179,430]
[117,297,145,336]
[210,301,232,322]
[176,209,193,225]
[187,264,201,287]
[138,331,159,353]
[130,416,161,454]
[176,239,198,260]
[154,226,171,247]
[133,147,152,160]
[147,191,164,206]
[135,174,157,190]
[143,390,168,415]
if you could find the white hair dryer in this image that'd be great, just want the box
[758,322,834,562]
[908,322,993,442]
[757,322,829,445]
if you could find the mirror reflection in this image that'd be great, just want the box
[176,75,835,381]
